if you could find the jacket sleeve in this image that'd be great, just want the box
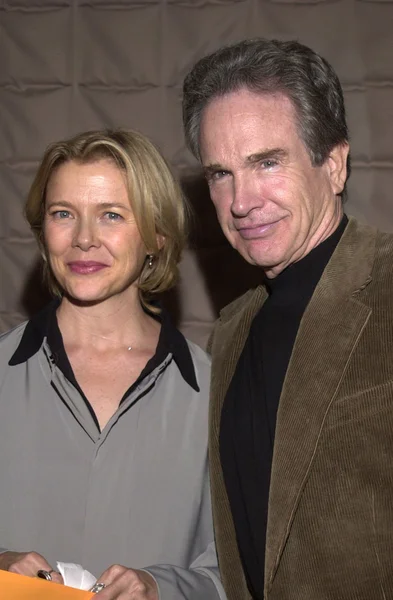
[142,541,227,599]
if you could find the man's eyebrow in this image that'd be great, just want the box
[246,148,287,164]
[203,163,227,176]
[202,149,287,175]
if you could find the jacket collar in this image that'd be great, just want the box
[209,287,267,599]
[9,299,199,392]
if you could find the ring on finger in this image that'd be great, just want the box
[37,569,56,581]
[90,582,106,593]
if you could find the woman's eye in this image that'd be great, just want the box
[105,212,122,221]
[53,210,70,219]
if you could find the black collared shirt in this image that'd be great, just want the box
[10,299,199,430]
[220,216,348,599]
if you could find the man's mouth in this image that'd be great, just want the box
[237,220,280,239]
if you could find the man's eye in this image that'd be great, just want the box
[210,170,229,181]
[261,159,278,169]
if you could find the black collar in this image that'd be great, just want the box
[264,214,348,305]
[9,299,199,393]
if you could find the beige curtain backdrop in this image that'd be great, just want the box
[1,0,393,348]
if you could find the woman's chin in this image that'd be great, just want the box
[62,286,111,305]
[61,283,135,306]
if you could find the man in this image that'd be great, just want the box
[182,39,393,600]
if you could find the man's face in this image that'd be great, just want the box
[199,89,347,277]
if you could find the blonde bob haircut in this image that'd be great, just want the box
[25,129,188,312]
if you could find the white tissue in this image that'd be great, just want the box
[56,562,97,591]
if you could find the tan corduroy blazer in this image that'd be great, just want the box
[209,217,393,600]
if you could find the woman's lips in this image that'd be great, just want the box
[67,261,108,274]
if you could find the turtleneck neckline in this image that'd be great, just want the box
[264,215,348,302]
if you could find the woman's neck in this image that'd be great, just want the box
[56,292,158,350]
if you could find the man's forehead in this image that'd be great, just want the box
[202,88,295,119]
[199,89,299,163]
[199,90,298,150]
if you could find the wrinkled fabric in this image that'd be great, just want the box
[0,321,225,599]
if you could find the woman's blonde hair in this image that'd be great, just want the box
[25,129,188,311]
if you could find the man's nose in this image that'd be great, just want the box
[231,177,263,217]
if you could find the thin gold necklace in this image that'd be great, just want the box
[77,329,133,351]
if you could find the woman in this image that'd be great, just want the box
[0,130,224,599]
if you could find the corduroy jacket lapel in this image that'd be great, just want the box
[209,284,267,599]
[264,218,376,593]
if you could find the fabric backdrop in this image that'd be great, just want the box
[1,0,393,348]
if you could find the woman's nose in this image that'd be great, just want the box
[71,218,100,251]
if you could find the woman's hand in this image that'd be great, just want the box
[0,550,63,583]
[94,565,158,599]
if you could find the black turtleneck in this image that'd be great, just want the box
[219,216,348,599]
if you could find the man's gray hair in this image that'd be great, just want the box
[182,38,351,195]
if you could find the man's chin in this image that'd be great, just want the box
[238,244,281,269]
[242,250,289,277]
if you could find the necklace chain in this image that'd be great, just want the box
[75,329,132,351]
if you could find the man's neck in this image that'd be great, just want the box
[264,203,344,279]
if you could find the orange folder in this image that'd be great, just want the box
[0,570,94,599]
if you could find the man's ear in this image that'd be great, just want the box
[327,142,349,195]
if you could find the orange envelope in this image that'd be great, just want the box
[0,570,94,599]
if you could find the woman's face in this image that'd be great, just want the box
[43,158,149,304]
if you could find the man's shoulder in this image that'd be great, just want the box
[358,221,393,275]
[334,217,393,286]
[374,227,393,253]
[219,286,265,323]
[206,286,266,356]
[348,216,393,251]
[367,228,393,296]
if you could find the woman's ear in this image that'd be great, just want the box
[40,243,48,263]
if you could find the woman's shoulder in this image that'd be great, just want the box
[183,337,211,396]
[0,320,28,348]
[185,338,211,369]
[0,320,29,367]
